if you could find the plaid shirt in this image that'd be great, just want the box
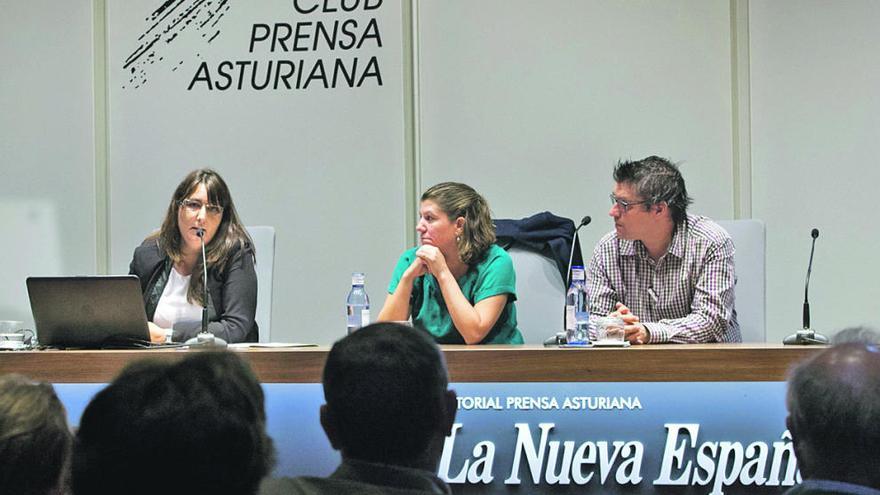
[587,214,740,343]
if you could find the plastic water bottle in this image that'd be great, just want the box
[565,266,590,344]
[346,272,370,334]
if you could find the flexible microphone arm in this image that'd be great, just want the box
[802,228,819,329]
[185,228,227,348]
[565,216,592,287]
[544,215,593,346]
[547,216,592,344]
[198,228,209,335]
[784,228,828,345]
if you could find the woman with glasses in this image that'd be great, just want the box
[377,182,523,344]
[129,169,258,344]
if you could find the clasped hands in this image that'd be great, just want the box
[610,302,649,345]
[404,245,449,280]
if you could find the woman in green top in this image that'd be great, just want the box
[377,182,523,344]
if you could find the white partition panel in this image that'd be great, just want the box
[106,1,407,344]
[0,0,96,326]
[416,0,736,256]
[750,1,880,342]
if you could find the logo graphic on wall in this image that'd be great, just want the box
[123,0,385,91]
[123,0,232,89]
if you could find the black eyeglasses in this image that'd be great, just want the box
[179,199,224,216]
[609,194,649,213]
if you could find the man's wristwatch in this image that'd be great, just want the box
[164,329,174,344]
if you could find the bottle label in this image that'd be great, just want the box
[565,305,576,330]
[361,309,370,327]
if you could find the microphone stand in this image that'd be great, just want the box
[545,216,591,346]
[185,228,227,348]
[565,216,591,288]
[784,229,828,345]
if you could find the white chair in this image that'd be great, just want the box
[507,246,566,344]
[246,226,275,343]
[716,219,766,343]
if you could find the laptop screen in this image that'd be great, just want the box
[27,275,151,348]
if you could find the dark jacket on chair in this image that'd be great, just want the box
[494,211,584,284]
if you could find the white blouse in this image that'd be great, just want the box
[153,267,203,329]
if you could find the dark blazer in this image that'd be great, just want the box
[129,238,259,343]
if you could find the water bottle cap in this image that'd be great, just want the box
[351,272,365,286]
[571,266,585,281]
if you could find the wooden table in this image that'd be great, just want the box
[0,343,823,383]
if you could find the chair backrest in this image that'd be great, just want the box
[507,246,566,344]
[715,219,766,343]
[246,226,275,343]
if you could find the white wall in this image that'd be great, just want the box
[750,0,880,341]
[417,0,735,250]
[0,0,96,326]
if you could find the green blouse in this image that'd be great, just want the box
[387,244,523,344]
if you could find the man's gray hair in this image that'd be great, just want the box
[830,325,880,345]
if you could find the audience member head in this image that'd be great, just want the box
[786,343,880,489]
[831,325,880,345]
[421,182,496,265]
[613,156,692,224]
[72,351,274,495]
[320,322,456,470]
[0,374,71,495]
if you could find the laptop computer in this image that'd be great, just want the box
[26,275,152,348]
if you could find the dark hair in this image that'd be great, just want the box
[422,182,496,265]
[613,156,692,224]
[151,169,253,306]
[787,343,880,487]
[72,352,275,495]
[323,322,449,465]
[0,374,71,495]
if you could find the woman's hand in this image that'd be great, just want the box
[148,322,168,343]
[378,254,425,323]
[402,256,428,281]
[415,245,450,277]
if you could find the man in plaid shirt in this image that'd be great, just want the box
[588,156,741,344]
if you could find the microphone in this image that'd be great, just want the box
[565,216,592,288]
[197,228,208,335]
[803,228,819,329]
[783,228,828,345]
[185,227,227,348]
[545,215,592,346]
